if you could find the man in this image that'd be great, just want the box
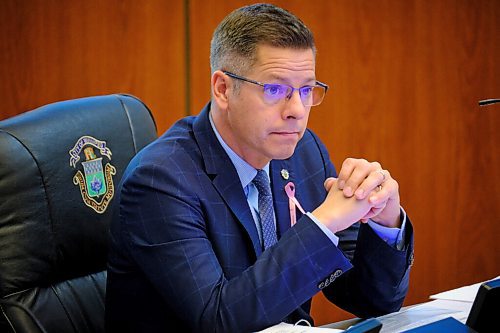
[106,3,413,332]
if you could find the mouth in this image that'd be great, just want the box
[270,131,301,143]
[271,131,300,136]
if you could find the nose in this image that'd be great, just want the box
[282,89,308,120]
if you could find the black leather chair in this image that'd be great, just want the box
[0,94,157,333]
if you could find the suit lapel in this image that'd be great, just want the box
[270,159,293,239]
[193,104,262,257]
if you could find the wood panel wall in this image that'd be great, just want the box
[0,0,186,133]
[1,0,499,327]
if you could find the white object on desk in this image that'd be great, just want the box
[256,322,343,332]
[429,275,499,302]
[374,275,500,332]
[259,276,500,333]
[374,299,472,332]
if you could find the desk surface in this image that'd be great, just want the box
[321,299,473,332]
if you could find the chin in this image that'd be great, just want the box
[270,147,296,161]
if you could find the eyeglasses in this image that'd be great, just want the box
[223,71,328,107]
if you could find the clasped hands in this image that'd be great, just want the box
[313,158,401,234]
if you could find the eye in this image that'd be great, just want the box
[300,86,313,97]
[263,84,286,97]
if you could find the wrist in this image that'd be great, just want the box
[372,210,402,228]
[311,206,339,234]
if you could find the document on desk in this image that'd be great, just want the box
[429,275,499,302]
[256,322,343,332]
[375,275,500,332]
[375,299,471,332]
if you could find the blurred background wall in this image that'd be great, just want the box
[1,0,498,326]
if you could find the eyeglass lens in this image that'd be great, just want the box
[262,84,325,106]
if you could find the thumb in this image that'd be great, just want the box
[324,177,337,191]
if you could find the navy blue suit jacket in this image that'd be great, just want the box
[106,103,414,332]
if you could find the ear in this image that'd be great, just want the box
[211,70,230,110]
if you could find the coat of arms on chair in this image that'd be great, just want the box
[69,135,116,213]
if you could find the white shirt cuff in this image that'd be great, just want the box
[306,212,339,246]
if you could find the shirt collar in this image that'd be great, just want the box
[209,112,270,189]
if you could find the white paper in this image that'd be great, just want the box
[259,276,499,333]
[256,322,343,333]
[429,275,499,302]
[375,276,499,332]
[375,300,468,332]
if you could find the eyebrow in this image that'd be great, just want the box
[266,74,317,86]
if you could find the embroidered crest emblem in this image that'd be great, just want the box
[69,136,116,214]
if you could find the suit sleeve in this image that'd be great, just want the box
[306,129,415,317]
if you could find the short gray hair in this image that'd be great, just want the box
[210,3,316,75]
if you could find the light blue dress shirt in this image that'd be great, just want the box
[209,114,406,249]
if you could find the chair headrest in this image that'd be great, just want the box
[0,94,157,296]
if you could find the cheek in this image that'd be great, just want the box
[230,111,262,144]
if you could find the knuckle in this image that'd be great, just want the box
[387,179,399,194]
[342,158,355,167]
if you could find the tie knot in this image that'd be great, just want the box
[252,170,271,196]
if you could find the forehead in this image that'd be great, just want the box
[251,45,316,82]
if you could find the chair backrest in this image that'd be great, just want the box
[0,94,157,333]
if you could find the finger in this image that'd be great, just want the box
[369,179,398,205]
[324,177,337,191]
[336,158,358,190]
[361,206,385,220]
[337,158,378,189]
[342,160,380,198]
[354,169,390,200]
[360,200,387,220]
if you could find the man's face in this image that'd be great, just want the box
[223,45,316,169]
